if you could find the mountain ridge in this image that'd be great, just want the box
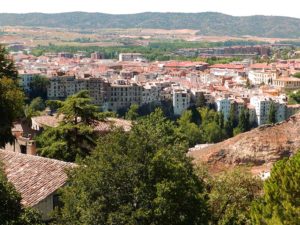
[1,12,300,38]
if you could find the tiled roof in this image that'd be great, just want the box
[94,118,132,133]
[0,150,75,207]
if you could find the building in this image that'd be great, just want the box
[0,150,75,220]
[273,76,300,90]
[18,70,43,93]
[172,88,190,116]
[216,98,231,120]
[47,76,108,106]
[248,70,278,85]
[249,96,287,125]
[91,52,104,60]
[103,79,143,111]
[119,53,144,62]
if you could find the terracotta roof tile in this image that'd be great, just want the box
[0,150,75,207]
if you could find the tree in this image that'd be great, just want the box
[125,104,139,120]
[0,45,18,80]
[28,75,50,100]
[196,92,207,108]
[0,77,24,148]
[267,102,276,124]
[199,108,227,143]
[209,168,262,225]
[224,105,237,138]
[36,91,98,162]
[0,164,22,224]
[176,110,201,147]
[56,90,99,125]
[0,165,43,225]
[251,152,300,225]
[234,108,250,136]
[55,109,209,225]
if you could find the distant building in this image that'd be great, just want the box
[91,52,104,60]
[273,76,300,90]
[103,79,143,111]
[18,70,44,93]
[172,87,190,116]
[216,98,231,120]
[119,53,144,62]
[47,76,108,106]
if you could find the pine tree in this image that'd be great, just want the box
[251,151,300,225]
[268,102,276,124]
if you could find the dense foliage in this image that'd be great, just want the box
[55,109,209,225]
[0,45,25,147]
[251,152,300,225]
[37,91,98,162]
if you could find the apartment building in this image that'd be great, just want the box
[142,83,161,105]
[119,53,144,62]
[103,79,143,111]
[248,70,278,85]
[47,75,108,105]
[172,87,191,116]
[249,96,286,125]
[216,98,231,120]
[19,70,43,93]
[273,76,300,90]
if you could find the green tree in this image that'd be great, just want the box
[37,91,98,162]
[267,102,276,124]
[234,108,250,136]
[176,110,201,147]
[28,75,50,100]
[209,168,262,225]
[55,109,209,225]
[0,45,18,80]
[251,152,300,225]
[125,104,139,120]
[224,105,237,138]
[196,92,207,108]
[199,108,227,143]
[0,77,24,148]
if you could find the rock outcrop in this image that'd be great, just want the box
[189,112,300,173]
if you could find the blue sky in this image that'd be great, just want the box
[2,0,299,18]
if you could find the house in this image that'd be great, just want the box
[0,150,75,220]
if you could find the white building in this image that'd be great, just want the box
[216,98,231,120]
[141,83,161,105]
[172,88,190,116]
[248,70,278,85]
[249,96,286,125]
[119,53,144,62]
[19,70,44,93]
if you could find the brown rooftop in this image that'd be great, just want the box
[0,150,75,207]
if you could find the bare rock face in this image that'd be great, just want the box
[189,113,300,172]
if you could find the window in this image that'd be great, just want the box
[20,145,27,154]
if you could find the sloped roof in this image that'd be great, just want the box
[0,150,75,207]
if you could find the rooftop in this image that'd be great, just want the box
[0,150,75,207]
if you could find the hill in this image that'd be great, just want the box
[189,113,300,174]
[0,12,300,38]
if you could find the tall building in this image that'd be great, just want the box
[172,88,190,116]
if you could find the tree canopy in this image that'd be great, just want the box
[37,91,98,162]
[55,109,209,225]
[251,152,300,225]
[0,77,24,148]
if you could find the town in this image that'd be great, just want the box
[1,5,300,225]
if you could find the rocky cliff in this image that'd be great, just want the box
[189,112,300,174]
